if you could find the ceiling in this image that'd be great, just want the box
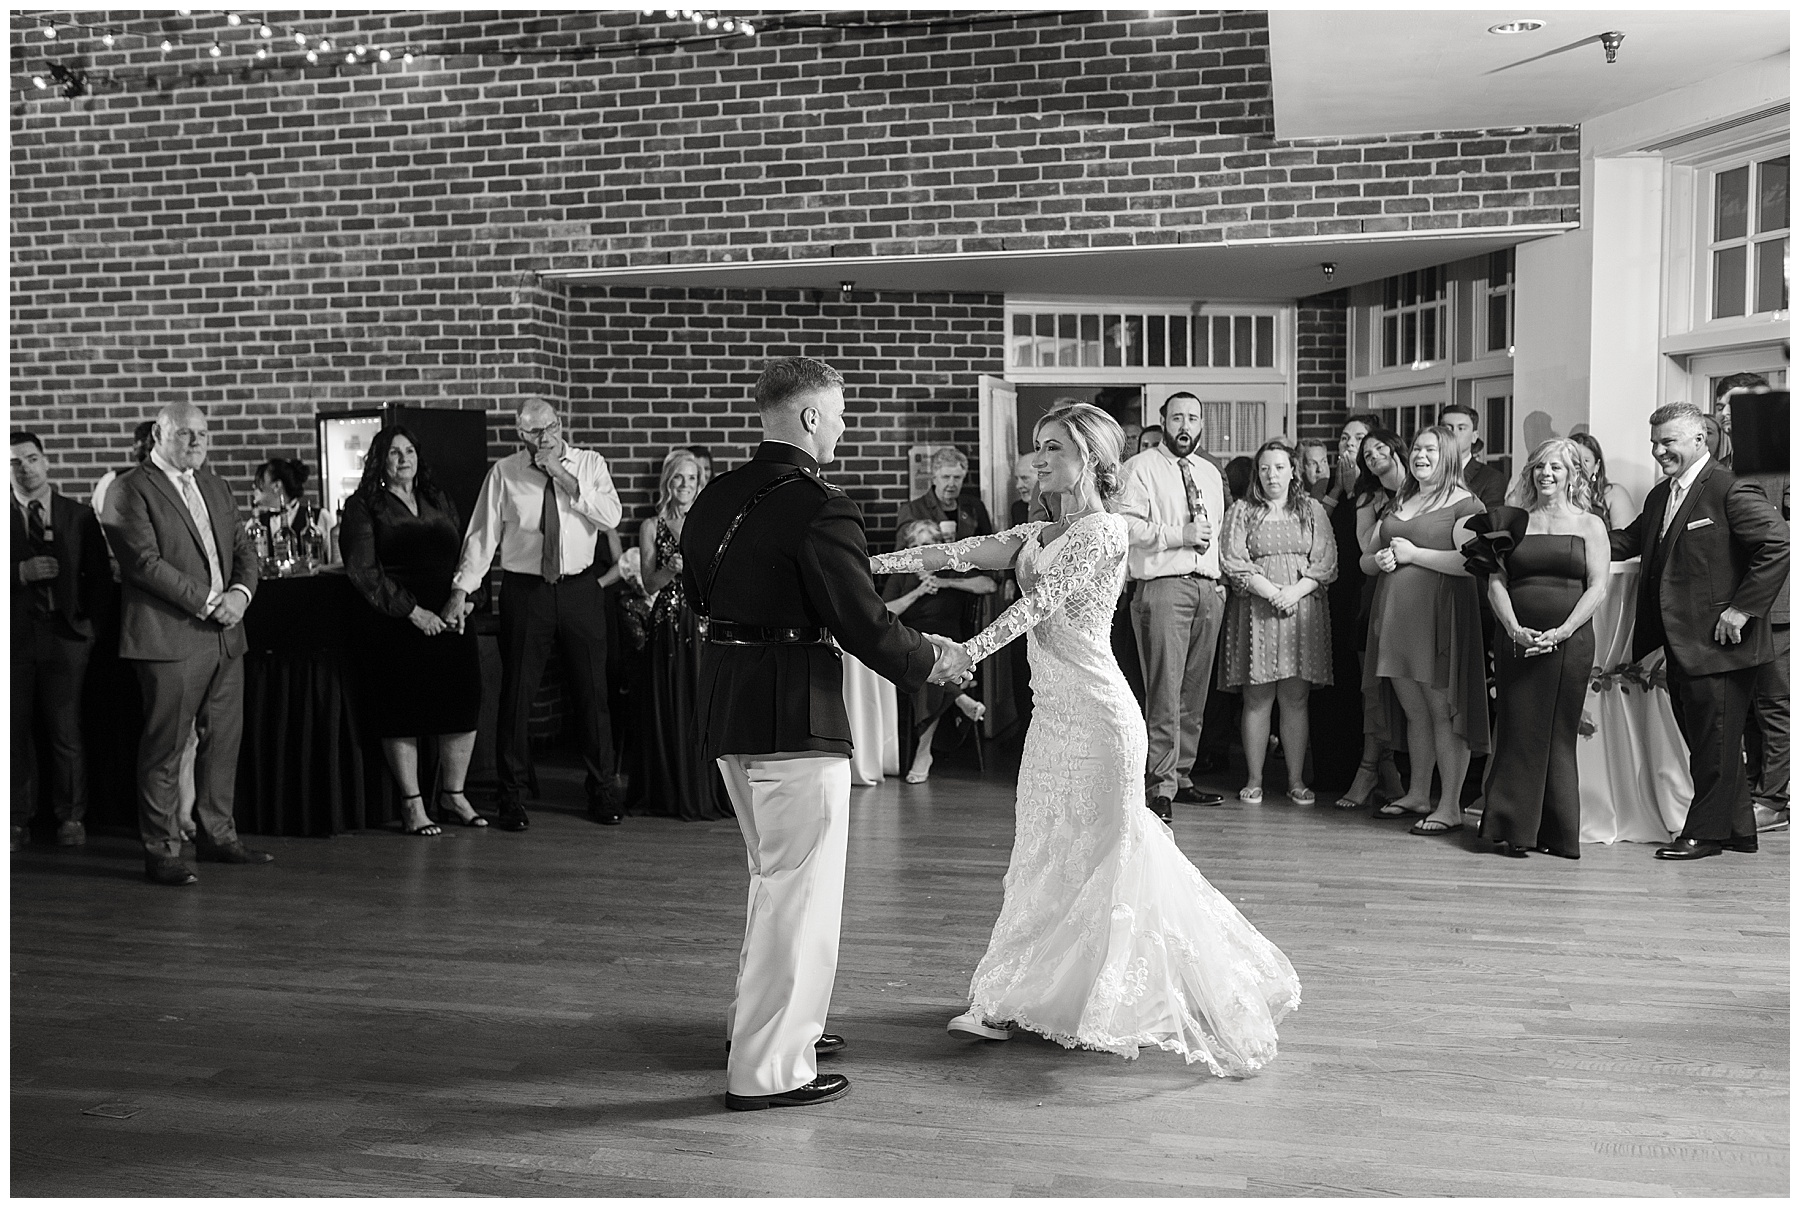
[541,224,1572,300]
[1270,9,1789,138]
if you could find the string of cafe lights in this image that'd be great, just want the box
[13,10,1077,101]
[11,8,760,100]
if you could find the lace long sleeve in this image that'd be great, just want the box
[1301,498,1338,586]
[340,495,417,619]
[869,522,1043,576]
[1218,502,1259,593]
[963,516,1123,666]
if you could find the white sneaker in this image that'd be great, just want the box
[947,1012,1012,1041]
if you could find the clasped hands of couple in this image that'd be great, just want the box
[925,635,974,686]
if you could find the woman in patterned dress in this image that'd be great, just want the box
[870,403,1299,1077]
[1219,440,1338,804]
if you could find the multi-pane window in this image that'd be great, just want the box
[1711,154,1789,320]
[1378,266,1449,368]
[1008,308,1276,371]
[1485,250,1515,354]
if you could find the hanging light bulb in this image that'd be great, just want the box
[344,50,358,63]
[160,38,174,52]
[254,45,267,60]
[209,39,222,57]
[294,30,307,45]
[706,16,719,29]
[402,50,414,64]
[177,8,192,14]
[259,22,273,38]
[354,43,367,54]
[377,48,391,62]
[739,20,755,35]
[305,49,318,63]
[226,12,242,25]
[101,31,116,48]
[664,8,677,17]
[722,18,735,30]
[319,37,332,51]
[31,74,47,89]
[41,19,57,39]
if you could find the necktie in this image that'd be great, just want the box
[26,500,54,614]
[1179,458,1206,526]
[1660,478,1686,538]
[539,468,562,584]
[178,472,226,598]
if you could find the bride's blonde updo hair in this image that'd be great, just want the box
[1035,402,1126,503]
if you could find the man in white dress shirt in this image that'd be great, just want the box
[1117,392,1229,820]
[446,397,624,831]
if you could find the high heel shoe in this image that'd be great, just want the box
[1335,760,1385,810]
[400,794,441,837]
[437,789,489,828]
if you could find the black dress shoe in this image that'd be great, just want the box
[1173,786,1225,806]
[725,1073,850,1112]
[1147,795,1173,821]
[495,805,530,833]
[1494,840,1529,858]
[1723,835,1759,853]
[196,841,273,864]
[726,1033,845,1056]
[1654,837,1723,860]
[145,856,198,886]
[587,800,623,826]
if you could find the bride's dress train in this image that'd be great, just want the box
[874,513,1299,1077]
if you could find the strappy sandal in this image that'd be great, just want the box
[437,789,489,828]
[1238,786,1264,803]
[400,794,441,837]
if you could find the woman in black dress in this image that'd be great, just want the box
[339,426,486,836]
[1310,413,1379,789]
[633,448,731,820]
[1462,439,1611,858]
[1335,427,1411,809]
[882,519,995,783]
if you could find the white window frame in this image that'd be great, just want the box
[1003,296,1292,386]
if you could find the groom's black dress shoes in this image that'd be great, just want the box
[1147,795,1173,821]
[726,1033,844,1055]
[1174,786,1225,806]
[1654,837,1722,860]
[725,1073,850,1112]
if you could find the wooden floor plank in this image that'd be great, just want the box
[11,748,1788,1196]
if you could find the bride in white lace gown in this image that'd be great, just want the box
[870,403,1299,1077]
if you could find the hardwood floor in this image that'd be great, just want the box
[11,752,1789,1196]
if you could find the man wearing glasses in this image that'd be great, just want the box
[446,397,625,830]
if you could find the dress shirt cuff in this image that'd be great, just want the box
[229,583,254,604]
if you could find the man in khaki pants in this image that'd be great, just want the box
[1118,392,1229,820]
[682,357,966,1111]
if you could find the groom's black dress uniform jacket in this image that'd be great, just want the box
[682,441,938,760]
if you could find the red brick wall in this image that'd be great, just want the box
[11,8,1578,524]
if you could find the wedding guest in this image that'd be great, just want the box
[339,426,486,836]
[1610,403,1788,860]
[1219,441,1336,803]
[446,397,625,831]
[252,457,335,564]
[1137,424,1164,454]
[1010,453,1037,526]
[1117,391,1229,818]
[91,420,157,550]
[1463,440,1610,859]
[1334,427,1409,809]
[894,447,993,552]
[12,432,110,850]
[685,444,715,489]
[1122,418,1144,456]
[635,448,731,819]
[1439,405,1508,509]
[101,402,270,885]
[1224,455,1254,503]
[1701,413,1736,469]
[1311,413,1381,791]
[1296,438,1333,501]
[1568,432,1635,528]
[882,519,992,783]
[1363,425,1490,836]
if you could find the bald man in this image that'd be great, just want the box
[101,403,269,885]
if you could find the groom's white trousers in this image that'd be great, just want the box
[717,751,852,1098]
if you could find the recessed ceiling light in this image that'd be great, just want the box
[1488,19,1546,34]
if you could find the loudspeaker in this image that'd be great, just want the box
[1729,392,1788,475]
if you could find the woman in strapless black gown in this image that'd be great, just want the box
[1462,439,1612,859]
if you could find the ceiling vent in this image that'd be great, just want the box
[1639,102,1788,153]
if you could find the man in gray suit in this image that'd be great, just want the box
[101,402,272,885]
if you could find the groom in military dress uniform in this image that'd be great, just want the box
[682,357,971,1111]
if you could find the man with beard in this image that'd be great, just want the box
[1117,392,1229,820]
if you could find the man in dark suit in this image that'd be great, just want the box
[11,432,111,850]
[682,357,968,1112]
[1440,404,1509,509]
[101,403,272,885]
[1610,402,1788,860]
